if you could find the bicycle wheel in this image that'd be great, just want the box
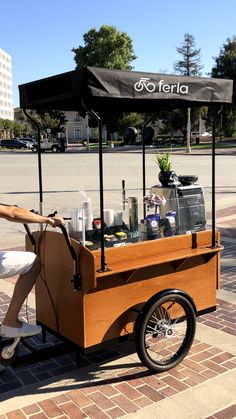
[134,81,143,92]
[146,82,155,92]
[135,291,196,372]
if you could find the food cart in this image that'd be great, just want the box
[1,67,233,372]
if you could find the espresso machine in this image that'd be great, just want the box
[150,184,206,235]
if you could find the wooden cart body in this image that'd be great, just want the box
[26,229,221,350]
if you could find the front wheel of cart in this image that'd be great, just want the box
[135,291,196,373]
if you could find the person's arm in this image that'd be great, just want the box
[0,204,64,228]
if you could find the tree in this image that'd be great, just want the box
[174,33,203,151]
[2,119,15,138]
[72,25,142,140]
[14,108,66,139]
[158,109,187,134]
[174,33,203,76]
[13,121,24,138]
[27,110,66,138]
[0,118,4,137]
[0,116,27,139]
[211,37,236,136]
[72,25,136,70]
[117,113,144,136]
[211,36,236,99]
[14,108,34,137]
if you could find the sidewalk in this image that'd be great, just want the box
[0,208,235,418]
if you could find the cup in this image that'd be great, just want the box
[103,209,115,226]
[114,211,123,226]
[70,208,83,232]
[82,199,93,229]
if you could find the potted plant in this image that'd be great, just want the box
[154,151,178,186]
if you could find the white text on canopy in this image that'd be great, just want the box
[134,78,189,94]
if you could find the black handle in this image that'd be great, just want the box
[58,224,81,291]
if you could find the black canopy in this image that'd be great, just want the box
[19,66,233,112]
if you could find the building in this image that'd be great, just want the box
[65,111,89,144]
[64,111,107,144]
[0,48,14,120]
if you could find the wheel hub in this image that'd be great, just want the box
[157,319,173,336]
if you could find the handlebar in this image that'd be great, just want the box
[59,223,82,291]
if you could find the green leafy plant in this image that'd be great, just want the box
[154,151,172,172]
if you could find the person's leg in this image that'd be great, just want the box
[2,256,41,328]
[0,251,42,337]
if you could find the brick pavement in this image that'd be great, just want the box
[0,208,235,418]
[0,319,235,418]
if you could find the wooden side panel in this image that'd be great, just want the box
[83,253,218,347]
[27,231,96,346]
[216,231,221,290]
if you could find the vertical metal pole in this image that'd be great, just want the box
[86,119,90,150]
[82,103,107,272]
[122,179,126,210]
[142,125,146,219]
[142,114,157,219]
[211,120,216,248]
[211,106,224,248]
[97,117,106,271]
[23,109,43,214]
[186,107,191,153]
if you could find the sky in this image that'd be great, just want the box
[1,0,236,107]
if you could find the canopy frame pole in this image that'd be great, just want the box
[211,106,224,248]
[81,102,109,272]
[23,109,43,216]
[142,114,158,219]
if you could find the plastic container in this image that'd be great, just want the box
[146,214,160,240]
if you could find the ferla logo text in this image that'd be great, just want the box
[157,79,189,94]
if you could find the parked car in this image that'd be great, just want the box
[191,131,212,138]
[18,138,36,148]
[31,137,67,153]
[0,138,28,149]
[171,133,184,145]
[191,131,200,138]
[201,131,212,137]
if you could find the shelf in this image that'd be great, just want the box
[94,233,222,278]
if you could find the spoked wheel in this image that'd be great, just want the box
[0,340,19,366]
[135,291,196,372]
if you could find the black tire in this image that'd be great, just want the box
[51,146,58,153]
[0,340,19,366]
[135,291,196,372]
[32,146,37,153]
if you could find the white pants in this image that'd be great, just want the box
[0,251,37,279]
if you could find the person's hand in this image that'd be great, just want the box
[47,214,65,228]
